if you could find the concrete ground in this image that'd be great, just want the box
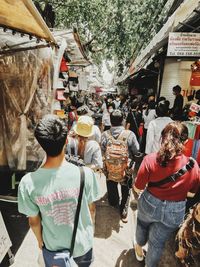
[3,173,190,267]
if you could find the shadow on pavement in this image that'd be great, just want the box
[94,194,121,239]
[115,249,144,267]
[0,201,29,267]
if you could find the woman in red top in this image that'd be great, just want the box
[133,122,200,267]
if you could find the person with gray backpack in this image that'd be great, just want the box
[101,110,139,223]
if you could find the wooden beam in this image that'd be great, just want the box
[22,0,56,43]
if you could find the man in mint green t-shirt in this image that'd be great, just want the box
[18,114,100,266]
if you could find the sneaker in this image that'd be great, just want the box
[134,244,144,261]
[121,212,128,223]
[120,207,128,223]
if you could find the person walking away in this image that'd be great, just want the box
[119,94,129,118]
[62,91,71,113]
[171,85,184,121]
[102,102,115,131]
[126,101,143,144]
[114,95,121,109]
[145,100,172,155]
[141,100,156,152]
[67,115,103,170]
[76,105,101,144]
[18,115,100,267]
[133,122,200,267]
[101,110,139,223]
[68,105,78,130]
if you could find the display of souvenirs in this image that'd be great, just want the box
[60,57,69,72]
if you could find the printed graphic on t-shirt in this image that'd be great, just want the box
[35,188,79,226]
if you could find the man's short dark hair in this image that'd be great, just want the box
[156,101,169,117]
[34,115,68,157]
[110,110,123,126]
[77,105,89,115]
[157,96,166,103]
[173,85,182,93]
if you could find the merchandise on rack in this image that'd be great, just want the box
[184,121,200,164]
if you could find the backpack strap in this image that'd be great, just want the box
[148,157,195,188]
[105,129,115,142]
[118,129,131,142]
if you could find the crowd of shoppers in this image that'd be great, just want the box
[18,86,200,267]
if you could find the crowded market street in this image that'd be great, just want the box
[0,1,200,267]
[1,173,182,267]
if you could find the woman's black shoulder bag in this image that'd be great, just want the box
[148,157,195,188]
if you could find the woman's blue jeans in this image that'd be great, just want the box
[136,189,186,267]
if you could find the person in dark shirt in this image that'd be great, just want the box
[126,101,143,142]
[171,85,184,121]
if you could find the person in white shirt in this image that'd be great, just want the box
[102,102,115,131]
[145,100,173,154]
[141,101,156,152]
[113,96,121,109]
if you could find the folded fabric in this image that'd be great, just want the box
[186,123,197,139]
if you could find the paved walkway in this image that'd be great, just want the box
[9,174,183,267]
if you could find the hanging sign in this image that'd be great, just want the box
[167,32,200,57]
[0,212,12,263]
[190,103,200,113]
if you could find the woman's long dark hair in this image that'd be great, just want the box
[157,122,188,166]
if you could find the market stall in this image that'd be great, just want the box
[0,1,57,264]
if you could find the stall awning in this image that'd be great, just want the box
[53,30,90,67]
[0,0,56,43]
[130,0,200,74]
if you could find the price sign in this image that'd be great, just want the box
[190,103,200,113]
[0,212,12,263]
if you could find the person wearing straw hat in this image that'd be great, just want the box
[76,105,101,144]
[67,115,103,170]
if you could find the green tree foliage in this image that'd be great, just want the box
[34,0,174,75]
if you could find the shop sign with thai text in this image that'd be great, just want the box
[167,32,200,57]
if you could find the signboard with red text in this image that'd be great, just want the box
[167,32,200,57]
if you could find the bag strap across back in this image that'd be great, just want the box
[131,112,139,131]
[70,166,85,256]
[148,157,195,188]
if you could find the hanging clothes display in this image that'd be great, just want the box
[184,121,200,164]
